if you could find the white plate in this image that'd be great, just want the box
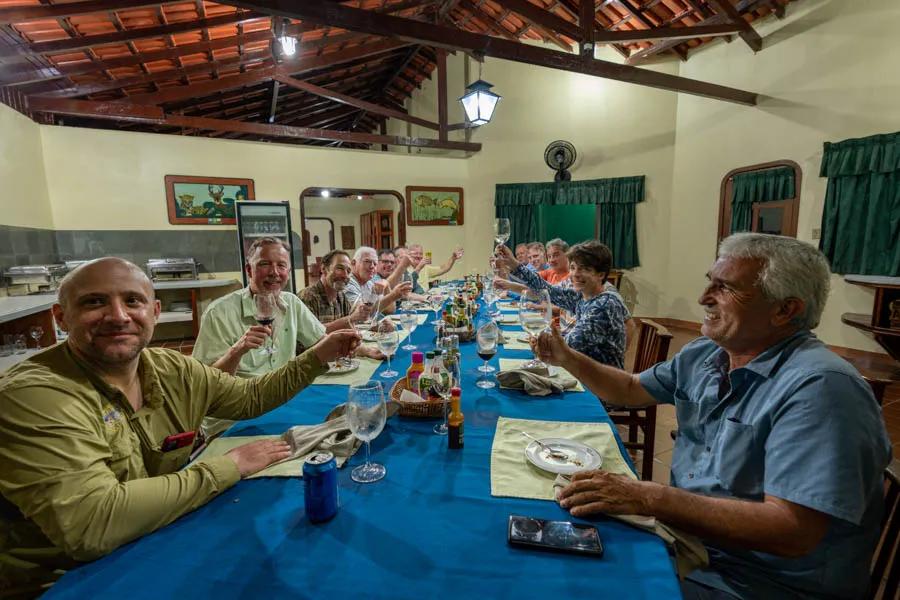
[326,360,359,375]
[524,438,602,475]
[360,330,378,342]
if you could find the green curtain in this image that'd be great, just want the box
[495,176,644,268]
[819,131,900,275]
[730,166,796,233]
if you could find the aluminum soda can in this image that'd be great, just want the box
[303,451,338,523]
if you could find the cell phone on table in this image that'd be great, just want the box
[507,515,603,557]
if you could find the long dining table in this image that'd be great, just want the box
[46,300,681,599]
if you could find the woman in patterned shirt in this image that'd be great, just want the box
[494,241,628,369]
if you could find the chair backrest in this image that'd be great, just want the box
[871,459,900,600]
[631,318,673,374]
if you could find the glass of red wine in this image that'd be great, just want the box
[254,292,278,355]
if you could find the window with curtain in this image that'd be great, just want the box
[717,161,801,244]
[494,176,644,269]
[819,131,900,276]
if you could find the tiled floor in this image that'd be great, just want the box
[622,324,900,484]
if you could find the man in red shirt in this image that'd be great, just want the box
[539,239,571,286]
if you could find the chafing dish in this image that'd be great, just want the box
[147,258,198,281]
[3,264,67,294]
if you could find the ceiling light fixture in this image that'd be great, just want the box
[459,58,500,126]
[276,18,296,57]
[321,190,330,198]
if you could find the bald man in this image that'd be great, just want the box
[0,258,360,592]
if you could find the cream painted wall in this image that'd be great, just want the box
[666,0,899,352]
[0,104,53,229]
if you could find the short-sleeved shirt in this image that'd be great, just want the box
[639,332,892,599]
[0,342,325,589]
[344,274,375,307]
[299,280,351,325]
[539,268,570,285]
[513,265,628,368]
[192,287,325,378]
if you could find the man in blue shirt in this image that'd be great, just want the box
[536,233,891,600]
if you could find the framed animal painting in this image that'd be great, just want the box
[405,186,464,226]
[165,175,255,225]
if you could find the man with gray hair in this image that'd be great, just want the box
[345,246,411,313]
[0,257,359,591]
[535,233,891,600]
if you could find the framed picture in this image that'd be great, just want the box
[405,186,464,226]
[165,175,255,225]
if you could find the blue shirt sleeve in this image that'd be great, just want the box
[762,371,890,525]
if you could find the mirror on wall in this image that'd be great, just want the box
[298,188,406,287]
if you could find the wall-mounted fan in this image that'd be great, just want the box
[544,140,577,182]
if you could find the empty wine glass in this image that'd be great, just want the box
[518,289,551,369]
[254,292,278,355]
[476,322,499,388]
[13,334,27,355]
[347,381,387,483]
[494,218,511,246]
[400,310,418,351]
[428,291,444,326]
[432,351,454,435]
[28,326,44,349]
[375,319,400,378]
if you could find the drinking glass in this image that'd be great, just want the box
[14,334,27,354]
[347,381,387,483]
[476,322,499,388]
[432,351,454,435]
[375,319,400,378]
[28,326,44,349]
[518,289,551,369]
[494,218,511,246]
[254,292,278,355]
[400,310,418,351]
[428,292,445,326]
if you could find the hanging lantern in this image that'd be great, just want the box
[459,60,500,126]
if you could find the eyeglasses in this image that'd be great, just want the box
[379,259,396,265]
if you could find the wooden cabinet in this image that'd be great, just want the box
[841,275,900,361]
[360,210,394,250]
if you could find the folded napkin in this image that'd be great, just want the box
[195,401,399,478]
[496,359,584,394]
[552,475,709,579]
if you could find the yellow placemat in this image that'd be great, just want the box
[498,358,584,392]
[496,314,519,325]
[501,333,531,350]
[490,417,636,500]
[387,313,429,326]
[195,435,300,478]
[313,357,382,386]
[496,302,518,313]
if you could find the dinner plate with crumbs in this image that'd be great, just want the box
[524,438,602,475]
[326,360,359,375]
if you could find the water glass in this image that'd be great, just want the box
[347,381,387,483]
[375,319,400,378]
[14,335,27,354]
[400,310,418,351]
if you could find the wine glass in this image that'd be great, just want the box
[518,289,551,368]
[375,319,400,378]
[28,326,44,349]
[476,322,499,388]
[432,351,455,435]
[254,292,278,355]
[347,381,387,483]
[400,310,418,351]
[494,218,510,246]
[428,291,445,326]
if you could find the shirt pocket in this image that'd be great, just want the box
[105,422,138,477]
[713,419,764,498]
[142,445,193,476]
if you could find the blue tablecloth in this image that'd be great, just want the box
[47,308,681,599]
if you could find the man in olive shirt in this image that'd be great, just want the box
[0,258,358,593]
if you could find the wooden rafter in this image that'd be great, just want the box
[593,23,742,43]
[491,0,581,40]
[25,97,483,151]
[706,0,763,51]
[0,0,178,24]
[215,0,758,105]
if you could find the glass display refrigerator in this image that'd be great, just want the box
[235,201,298,294]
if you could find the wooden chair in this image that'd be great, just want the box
[607,318,673,481]
[870,459,900,600]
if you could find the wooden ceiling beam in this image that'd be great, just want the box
[215,0,757,105]
[491,0,581,40]
[706,0,763,51]
[594,23,743,43]
[275,71,439,129]
[614,0,685,60]
[457,0,518,41]
[25,96,482,150]
[0,10,268,60]
[129,66,277,105]
[0,0,180,24]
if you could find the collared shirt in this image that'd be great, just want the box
[539,268,570,285]
[639,331,892,599]
[405,270,425,294]
[0,342,326,589]
[344,274,375,307]
[192,287,325,378]
[299,279,351,325]
[513,265,628,368]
